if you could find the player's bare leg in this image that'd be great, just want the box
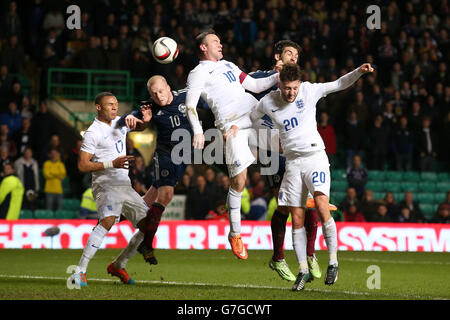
[228,169,248,259]
[314,191,338,285]
[290,206,311,290]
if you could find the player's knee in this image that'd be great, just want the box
[99,216,116,231]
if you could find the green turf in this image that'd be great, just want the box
[0,249,448,300]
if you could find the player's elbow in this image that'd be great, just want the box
[78,161,89,173]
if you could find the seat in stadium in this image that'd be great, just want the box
[419,203,435,219]
[418,181,436,193]
[62,177,72,197]
[383,181,402,192]
[401,181,419,192]
[420,172,438,182]
[372,192,385,201]
[19,210,33,219]
[415,193,434,204]
[402,171,421,182]
[331,181,348,192]
[434,192,447,204]
[331,169,347,181]
[62,199,81,210]
[34,210,54,219]
[385,171,403,181]
[331,192,346,203]
[55,210,79,219]
[437,172,449,181]
[365,181,384,192]
[394,192,405,202]
[368,170,385,181]
[436,181,450,192]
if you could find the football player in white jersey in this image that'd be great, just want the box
[248,63,374,290]
[70,92,151,287]
[184,29,280,260]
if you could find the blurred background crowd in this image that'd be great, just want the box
[0,0,448,223]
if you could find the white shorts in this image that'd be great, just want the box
[224,116,256,178]
[92,185,148,228]
[278,150,330,207]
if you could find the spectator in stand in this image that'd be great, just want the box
[10,82,23,108]
[391,115,414,171]
[343,204,366,222]
[185,175,212,220]
[398,191,425,223]
[204,167,220,203]
[13,146,39,210]
[407,100,423,134]
[12,117,32,156]
[0,124,17,159]
[382,192,400,221]
[367,114,389,170]
[317,111,337,167]
[43,148,66,211]
[174,173,192,195]
[346,155,368,198]
[80,36,105,69]
[431,203,450,224]
[20,96,35,119]
[0,1,22,38]
[348,91,369,130]
[42,5,64,36]
[205,200,229,221]
[38,44,60,100]
[382,101,397,132]
[0,101,22,137]
[0,163,24,220]
[372,204,393,223]
[30,101,57,160]
[398,207,416,223]
[1,34,25,74]
[416,115,439,172]
[79,187,97,219]
[41,133,64,163]
[360,190,379,222]
[0,146,13,177]
[339,187,361,212]
[0,65,13,107]
[343,110,364,169]
[65,139,84,198]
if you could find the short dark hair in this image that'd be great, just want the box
[274,40,302,56]
[94,92,115,106]
[195,29,217,57]
[279,64,302,83]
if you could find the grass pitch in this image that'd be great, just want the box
[0,249,448,300]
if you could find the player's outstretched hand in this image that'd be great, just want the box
[358,63,374,74]
[193,133,205,149]
[140,104,152,122]
[274,60,284,73]
[113,155,135,169]
[125,115,144,130]
[223,125,239,140]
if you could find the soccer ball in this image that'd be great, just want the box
[152,37,179,64]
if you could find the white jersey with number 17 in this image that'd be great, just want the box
[81,116,131,187]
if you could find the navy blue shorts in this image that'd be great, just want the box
[151,152,187,188]
[263,155,286,189]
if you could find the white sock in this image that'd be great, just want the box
[227,187,242,237]
[76,224,108,273]
[113,231,144,269]
[292,227,308,274]
[322,217,338,265]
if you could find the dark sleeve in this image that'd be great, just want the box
[117,110,143,127]
[197,97,210,110]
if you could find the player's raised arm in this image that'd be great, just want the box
[241,70,279,94]
[316,63,374,97]
[185,69,206,149]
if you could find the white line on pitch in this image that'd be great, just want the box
[0,274,447,300]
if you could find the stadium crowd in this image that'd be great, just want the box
[0,0,448,223]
